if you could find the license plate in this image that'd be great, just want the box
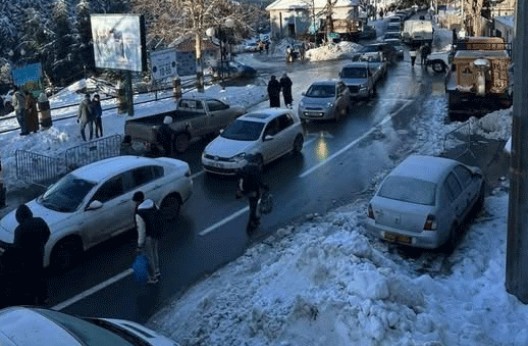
[384,232,411,244]
[306,112,322,117]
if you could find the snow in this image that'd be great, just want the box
[1,23,524,346]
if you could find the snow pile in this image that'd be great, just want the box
[306,41,363,61]
[149,194,528,346]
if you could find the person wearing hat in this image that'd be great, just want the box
[157,116,175,157]
[77,93,94,141]
[132,191,162,284]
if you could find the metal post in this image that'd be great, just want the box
[219,26,224,87]
[506,0,528,302]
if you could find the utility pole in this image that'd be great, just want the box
[506,0,528,302]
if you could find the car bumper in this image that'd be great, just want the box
[365,220,443,249]
[347,86,369,99]
[298,107,336,120]
[202,158,245,176]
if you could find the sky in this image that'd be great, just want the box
[0,17,523,346]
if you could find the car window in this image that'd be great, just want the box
[38,174,96,212]
[342,67,367,78]
[221,119,264,141]
[378,176,436,205]
[264,118,281,136]
[445,172,463,199]
[453,165,472,186]
[131,166,158,187]
[277,113,294,130]
[306,85,335,97]
[207,99,227,111]
[92,175,125,203]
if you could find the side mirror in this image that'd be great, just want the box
[86,200,103,210]
[264,134,274,141]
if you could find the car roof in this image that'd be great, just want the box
[70,155,164,182]
[342,62,369,68]
[389,155,461,183]
[309,80,341,86]
[239,108,293,123]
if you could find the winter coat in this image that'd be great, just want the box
[238,164,267,198]
[91,99,103,118]
[280,75,293,106]
[135,199,162,246]
[77,97,93,124]
[24,93,39,132]
[157,123,174,153]
[267,78,282,107]
[11,91,25,112]
[13,204,51,271]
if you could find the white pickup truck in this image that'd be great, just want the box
[339,61,383,99]
[124,96,247,153]
[401,20,433,46]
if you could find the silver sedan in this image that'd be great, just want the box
[366,155,485,251]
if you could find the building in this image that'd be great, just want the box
[265,0,360,40]
[493,15,514,45]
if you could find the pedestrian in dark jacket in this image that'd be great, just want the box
[12,85,27,135]
[133,191,161,284]
[13,203,51,305]
[157,116,175,157]
[267,75,281,108]
[24,91,39,133]
[77,93,94,141]
[420,44,431,66]
[92,94,103,138]
[280,73,293,108]
[236,155,269,234]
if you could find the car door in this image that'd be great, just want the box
[185,100,209,137]
[84,174,129,248]
[274,113,297,157]
[453,165,480,216]
[206,99,233,132]
[444,172,466,221]
[130,165,166,207]
[261,117,283,162]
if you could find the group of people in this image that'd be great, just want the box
[267,73,293,108]
[11,85,52,136]
[409,43,432,67]
[77,93,103,141]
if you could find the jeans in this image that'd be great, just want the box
[145,236,160,279]
[16,109,27,134]
[94,117,103,138]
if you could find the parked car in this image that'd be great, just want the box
[202,108,304,175]
[359,25,377,40]
[382,31,401,41]
[214,60,257,79]
[339,62,381,99]
[242,41,259,53]
[366,155,484,251]
[350,52,388,81]
[0,306,179,346]
[298,80,351,122]
[0,156,193,271]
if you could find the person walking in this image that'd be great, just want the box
[265,41,270,55]
[13,203,51,305]
[77,93,94,141]
[24,91,39,133]
[420,43,431,66]
[409,46,418,67]
[133,191,162,284]
[11,85,27,135]
[157,116,175,157]
[236,155,269,235]
[280,73,293,108]
[92,94,103,138]
[267,75,281,108]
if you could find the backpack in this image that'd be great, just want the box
[132,253,149,284]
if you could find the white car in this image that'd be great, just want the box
[0,306,180,346]
[366,155,484,251]
[0,156,193,271]
[202,108,304,175]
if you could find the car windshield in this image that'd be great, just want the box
[360,46,378,53]
[37,173,96,212]
[384,33,400,39]
[306,85,335,97]
[377,176,436,205]
[341,67,367,78]
[221,119,264,141]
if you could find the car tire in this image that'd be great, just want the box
[174,133,191,153]
[160,194,182,221]
[50,237,83,272]
[292,134,304,153]
[432,61,446,73]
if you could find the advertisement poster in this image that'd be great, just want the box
[91,14,146,72]
[11,63,43,92]
[149,49,178,81]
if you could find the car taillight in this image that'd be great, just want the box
[423,215,437,230]
[368,204,374,219]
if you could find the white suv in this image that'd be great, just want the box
[202,108,304,175]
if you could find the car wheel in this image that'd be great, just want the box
[292,134,304,153]
[50,237,83,272]
[432,61,446,73]
[160,194,182,221]
[174,133,190,153]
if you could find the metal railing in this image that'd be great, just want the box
[16,135,122,187]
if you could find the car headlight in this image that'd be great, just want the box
[299,100,305,107]
[228,152,247,163]
[360,84,367,90]
[327,102,334,107]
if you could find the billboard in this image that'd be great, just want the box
[11,63,43,92]
[149,49,178,81]
[91,14,147,72]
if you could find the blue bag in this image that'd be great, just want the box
[132,253,149,283]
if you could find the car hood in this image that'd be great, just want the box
[205,137,256,158]
[341,77,367,85]
[300,96,334,105]
[0,199,70,244]
[100,318,179,346]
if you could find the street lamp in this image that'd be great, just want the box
[206,18,235,87]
